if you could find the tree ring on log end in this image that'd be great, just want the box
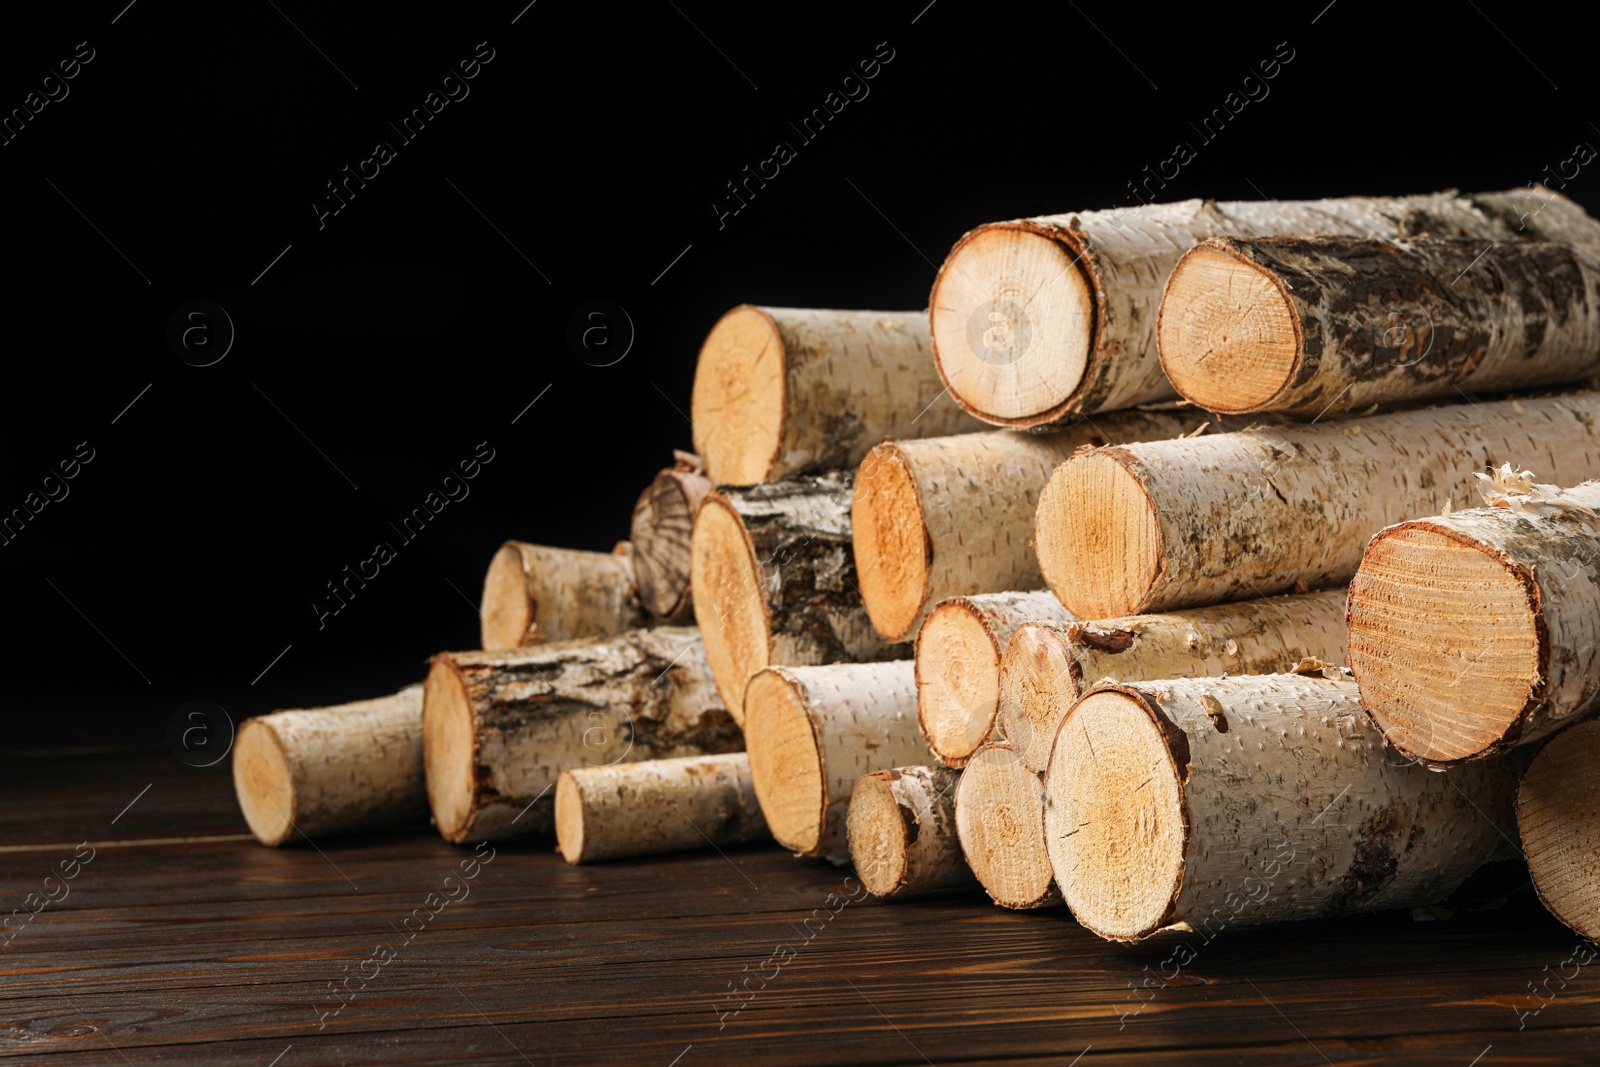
[1348,525,1540,765]
[423,657,478,843]
[744,668,825,856]
[233,720,296,847]
[481,542,533,651]
[1036,451,1162,619]
[1045,689,1186,940]
[690,497,771,723]
[853,443,931,642]
[916,599,1004,766]
[691,305,787,485]
[930,225,1095,425]
[1517,720,1600,941]
[847,773,909,895]
[1158,243,1301,414]
[997,622,1079,772]
[954,742,1057,909]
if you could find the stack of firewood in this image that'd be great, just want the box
[232,185,1600,947]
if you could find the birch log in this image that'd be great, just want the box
[953,742,1060,909]
[998,590,1347,771]
[554,752,767,864]
[916,591,1074,768]
[929,186,1600,427]
[631,456,714,622]
[1517,720,1600,941]
[852,410,1207,642]
[1159,236,1600,417]
[1036,391,1600,618]
[480,541,647,650]
[743,661,926,863]
[691,470,904,722]
[691,306,984,485]
[422,627,742,844]
[1045,673,1525,942]
[847,765,974,898]
[233,685,425,847]
[1348,478,1600,766]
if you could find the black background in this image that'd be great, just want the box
[1,0,1593,750]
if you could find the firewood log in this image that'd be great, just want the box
[479,541,646,649]
[954,741,1060,909]
[555,753,766,864]
[847,765,973,898]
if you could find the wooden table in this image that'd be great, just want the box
[1,747,1595,1065]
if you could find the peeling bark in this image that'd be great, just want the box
[848,765,973,898]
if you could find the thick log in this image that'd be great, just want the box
[233,685,425,847]
[691,306,984,485]
[479,541,646,650]
[691,470,904,722]
[1517,719,1600,942]
[1349,477,1600,766]
[743,661,926,863]
[852,410,1206,642]
[929,186,1600,427]
[1160,236,1600,417]
[422,627,743,844]
[953,741,1060,909]
[915,591,1074,768]
[1036,391,1600,618]
[847,765,974,898]
[1044,673,1524,942]
[630,456,714,622]
[554,752,767,864]
[998,590,1347,771]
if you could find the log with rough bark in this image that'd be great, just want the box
[422,627,743,844]
[930,186,1600,427]
[479,541,647,649]
[233,685,425,847]
[998,590,1348,771]
[743,660,926,863]
[1036,391,1600,618]
[1348,475,1600,766]
[953,741,1060,909]
[916,591,1074,768]
[691,306,985,485]
[554,752,767,864]
[1159,236,1600,418]
[1516,719,1600,942]
[852,410,1207,643]
[847,765,974,898]
[630,455,714,622]
[691,470,904,721]
[1044,673,1524,942]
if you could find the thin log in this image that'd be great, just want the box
[1036,391,1600,618]
[847,765,974,898]
[1159,236,1600,417]
[1044,673,1524,942]
[743,661,926,864]
[422,627,742,844]
[479,541,646,650]
[999,589,1347,771]
[916,591,1074,768]
[1516,719,1600,942]
[953,741,1060,909]
[233,685,425,847]
[1349,477,1600,765]
[691,470,904,722]
[555,752,767,864]
[631,457,714,622]
[691,306,984,485]
[929,186,1600,427]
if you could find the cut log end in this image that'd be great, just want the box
[690,305,786,485]
[422,656,477,843]
[744,668,824,855]
[1037,451,1162,619]
[689,497,770,721]
[631,468,711,620]
[1349,524,1540,765]
[1159,244,1300,414]
[996,622,1078,772]
[1517,720,1600,941]
[847,772,911,895]
[1044,688,1186,941]
[554,771,585,864]
[853,443,930,642]
[916,599,1004,766]
[480,542,533,650]
[930,225,1095,426]
[954,743,1059,909]
[232,720,296,847]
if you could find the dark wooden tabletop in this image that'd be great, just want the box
[1,747,1596,1066]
